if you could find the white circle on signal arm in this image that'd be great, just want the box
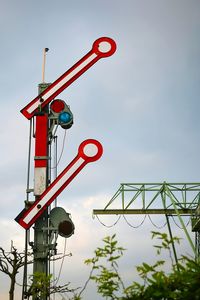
[83,143,98,157]
[99,41,112,53]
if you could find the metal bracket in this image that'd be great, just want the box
[24,200,35,209]
[26,188,34,193]
[34,156,50,160]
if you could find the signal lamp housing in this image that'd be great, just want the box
[49,207,75,238]
[50,99,73,129]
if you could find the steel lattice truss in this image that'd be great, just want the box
[93,182,200,256]
[93,182,200,215]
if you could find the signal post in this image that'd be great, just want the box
[33,83,50,289]
[15,37,116,299]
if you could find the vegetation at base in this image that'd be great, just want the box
[1,232,200,299]
[83,232,200,300]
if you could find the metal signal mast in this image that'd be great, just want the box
[15,37,116,299]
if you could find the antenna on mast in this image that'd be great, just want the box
[42,48,49,83]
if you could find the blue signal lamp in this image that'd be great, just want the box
[59,111,72,124]
[58,111,73,129]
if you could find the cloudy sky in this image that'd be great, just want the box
[1,0,200,299]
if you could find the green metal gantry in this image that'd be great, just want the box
[93,182,200,257]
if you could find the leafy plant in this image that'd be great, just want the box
[27,272,52,298]
[84,234,126,299]
[26,272,79,299]
[84,232,200,300]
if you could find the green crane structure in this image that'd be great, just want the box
[93,182,200,258]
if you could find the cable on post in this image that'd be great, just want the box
[51,130,67,170]
[55,238,67,285]
[22,119,33,300]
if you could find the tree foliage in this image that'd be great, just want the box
[83,232,200,300]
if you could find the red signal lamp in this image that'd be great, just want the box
[50,99,65,113]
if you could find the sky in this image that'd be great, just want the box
[0,0,200,299]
